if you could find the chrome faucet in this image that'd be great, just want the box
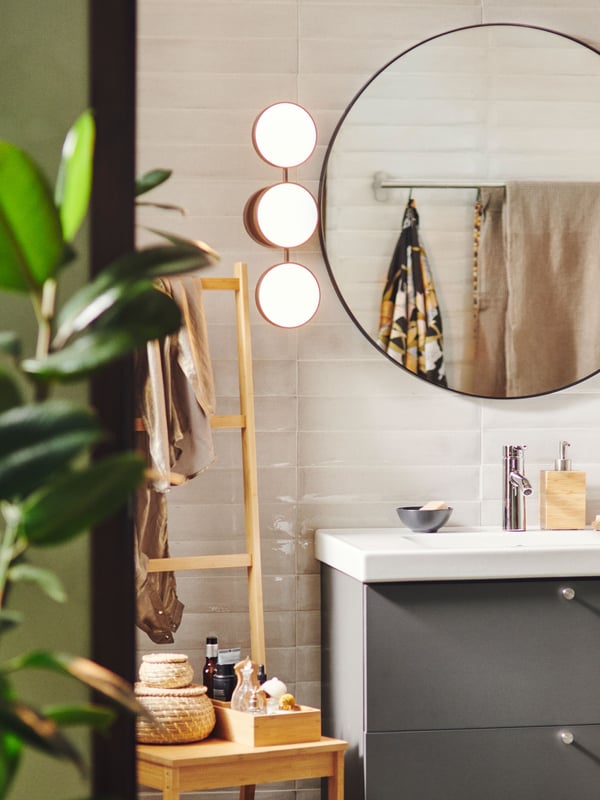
[503,445,533,531]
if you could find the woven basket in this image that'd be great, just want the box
[139,653,194,689]
[135,683,216,744]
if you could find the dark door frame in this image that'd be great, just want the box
[89,0,137,796]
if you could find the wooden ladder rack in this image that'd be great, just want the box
[146,261,265,666]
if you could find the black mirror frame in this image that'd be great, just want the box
[90,0,137,796]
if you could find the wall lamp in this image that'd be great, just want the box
[244,102,320,328]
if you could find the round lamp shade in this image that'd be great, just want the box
[256,262,321,328]
[252,102,317,168]
[244,183,318,248]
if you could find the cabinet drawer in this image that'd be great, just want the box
[365,578,600,731]
[365,726,600,800]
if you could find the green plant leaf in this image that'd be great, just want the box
[52,281,139,349]
[135,168,172,196]
[55,244,212,346]
[25,286,182,382]
[8,564,67,603]
[147,228,219,262]
[0,332,20,358]
[55,243,217,342]
[0,141,65,293]
[0,365,23,413]
[0,610,23,634]
[43,703,115,731]
[0,731,22,798]
[105,240,218,281]
[19,452,145,546]
[55,110,95,243]
[105,237,219,282]
[92,279,181,333]
[0,401,104,501]
[137,200,187,215]
[4,651,147,717]
[0,698,85,775]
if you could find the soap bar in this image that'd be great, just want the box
[420,501,447,510]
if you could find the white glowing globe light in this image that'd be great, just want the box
[256,263,321,328]
[253,102,317,168]
[255,183,318,248]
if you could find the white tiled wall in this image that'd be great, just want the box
[136,2,600,797]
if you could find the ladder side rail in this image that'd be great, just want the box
[233,262,266,666]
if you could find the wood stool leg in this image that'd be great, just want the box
[239,784,256,800]
[327,750,344,800]
[163,765,180,800]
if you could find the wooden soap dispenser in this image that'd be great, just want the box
[540,440,586,529]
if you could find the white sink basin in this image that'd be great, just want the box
[315,527,600,582]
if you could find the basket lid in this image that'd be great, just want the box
[141,653,190,664]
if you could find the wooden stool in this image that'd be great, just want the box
[138,736,347,800]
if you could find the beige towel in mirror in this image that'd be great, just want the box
[473,181,600,397]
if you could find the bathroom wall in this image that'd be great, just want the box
[136,1,600,795]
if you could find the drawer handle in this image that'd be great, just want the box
[560,731,575,745]
[560,586,576,601]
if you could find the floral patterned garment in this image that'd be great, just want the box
[378,200,447,387]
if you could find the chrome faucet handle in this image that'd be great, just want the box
[504,444,527,457]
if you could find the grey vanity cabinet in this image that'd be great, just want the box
[321,567,600,800]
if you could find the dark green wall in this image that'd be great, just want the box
[0,3,91,797]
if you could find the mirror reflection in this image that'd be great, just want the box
[320,24,600,398]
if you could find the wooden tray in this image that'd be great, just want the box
[211,700,321,747]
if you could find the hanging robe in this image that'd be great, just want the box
[378,200,447,387]
[134,275,216,644]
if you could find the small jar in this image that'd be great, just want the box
[212,662,236,701]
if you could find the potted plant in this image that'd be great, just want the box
[0,110,217,796]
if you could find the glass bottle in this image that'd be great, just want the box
[247,685,266,715]
[202,635,218,698]
[231,659,256,712]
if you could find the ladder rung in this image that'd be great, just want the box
[137,415,245,433]
[210,414,245,429]
[147,553,252,573]
[201,277,240,291]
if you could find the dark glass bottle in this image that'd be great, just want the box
[202,635,218,698]
[257,664,267,685]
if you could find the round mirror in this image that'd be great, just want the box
[319,24,600,399]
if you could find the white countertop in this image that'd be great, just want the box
[315,527,600,582]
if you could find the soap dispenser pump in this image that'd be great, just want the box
[540,441,586,530]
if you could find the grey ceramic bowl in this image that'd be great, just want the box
[396,506,453,533]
